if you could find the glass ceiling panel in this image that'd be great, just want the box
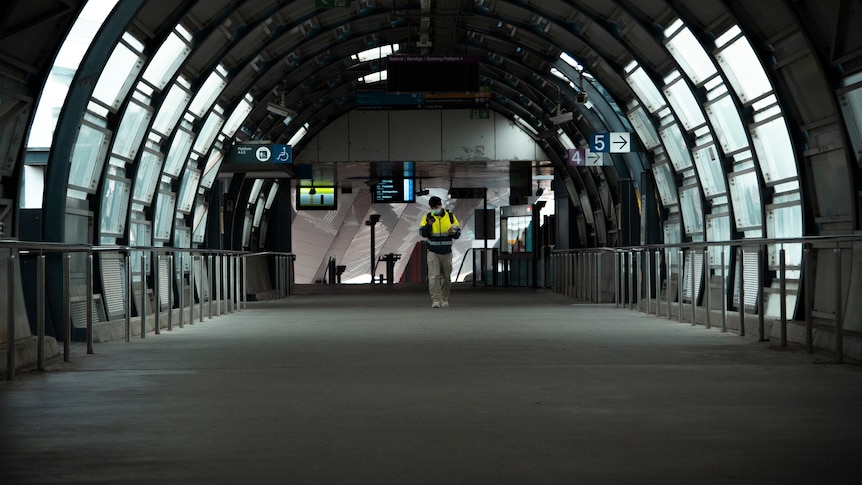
[627,106,661,150]
[728,170,763,229]
[27,0,119,148]
[716,34,773,104]
[163,129,194,177]
[223,95,253,138]
[706,94,749,154]
[92,42,143,110]
[112,99,151,160]
[692,143,727,197]
[199,149,223,190]
[652,162,678,206]
[666,26,717,86]
[193,112,224,155]
[626,66,665,113]
[188,71,227,117]
[750,117,798,184]
[68,121,110,193]
[132,148,163,204]
[142,30,191,90]
[152,83,191,136]
[664,76,706,131]
[679,186,705,235]
[660,124,693,171]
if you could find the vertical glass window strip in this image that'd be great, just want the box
[248,179,264,203]
[92,42,144,110]
[664,76,706,131]
[142,30,191,90]
[129,220,152,247]
[678,186,704,235]
[192,203,208,243]
[287,124,309,146]
[153,191,176,241]
[706,214,732,267]
[663,219,682,268]
[163,128,194,177]
[625,66,665,113]
[112,99,151,159]
[193,112,225,154]
[223,95,253,137]
[665,26,717,86]
[152,83,191,136]
[728,170,763,229]
[177,168,201,214]
[627,106,661,150]
[660,124,693,171]
[692,143,727,197]
[99,176,130,236]
[199,149,223,189]
[27,1,120,148]
[715,34,773,104]
[68,121,111,193]
[242,213,253,248]
[132,148,163,204]
[652,162,679,206]
[188,70,227,117]
[253,196,266,227]
[705,94,749,154]
[766,204,803,267]
[750,117,798,184]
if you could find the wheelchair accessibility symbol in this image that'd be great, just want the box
[273,144,292,164]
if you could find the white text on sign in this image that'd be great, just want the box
[589,132,631,153]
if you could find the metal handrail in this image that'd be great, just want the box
[551,234,862,363]
[2,241,296,380]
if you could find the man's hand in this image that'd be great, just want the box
[427,214,435,224]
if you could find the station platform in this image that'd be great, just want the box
[2,283,861,484]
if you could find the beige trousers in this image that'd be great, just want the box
[427,251,453,302]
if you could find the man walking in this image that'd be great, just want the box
[419,196,461,308]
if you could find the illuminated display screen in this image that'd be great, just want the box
[296,186,337,210]
[372,178,415,203]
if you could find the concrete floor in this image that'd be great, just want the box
[2,284,861,484]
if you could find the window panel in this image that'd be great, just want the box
[69,122,110,192]
[193,112,224,154]
[192,202,208,243]
[132,148,163,204]
[200,149,223,189]
[129,219,152,247]
[153,191,176,241]
[664,77,706,131]
[152,83,191,136]
[113,99,151,159]
[92,42,143,109]
[750,117,798,184]
[692,143,727,197]
[188,71,227,117]
[164,129,194,177]
[652,162,678,206]
[223,96,252,137]
[728,170,763,229]
[253,196,265,227]
[678,185,704,235]
[627,106,661,150]
[706,214,732,267]
[177,168,201,214]
[666,27,717,86]
[706,94,749,154]
[99,176,130,236]
[625,66,665,113]
[716,36,773,103]
[660,123,693,171]
[142,31,190,90]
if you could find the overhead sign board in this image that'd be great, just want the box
[228,144,292,164]
[567,148,607,167]
[589,132,631,153]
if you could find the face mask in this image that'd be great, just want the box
[432,208,442,216]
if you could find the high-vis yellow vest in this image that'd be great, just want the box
[419,210,461,254]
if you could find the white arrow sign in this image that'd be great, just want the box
[609,132,630,153]
[586,150,603,166]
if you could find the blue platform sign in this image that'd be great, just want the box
[590,132,631,153]
[272,144,292,164]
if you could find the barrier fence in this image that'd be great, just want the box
[1,241,295,380]
[553,235,862,363]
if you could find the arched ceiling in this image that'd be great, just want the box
[1,0,861,237]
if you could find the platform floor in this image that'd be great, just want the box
[2,284,862,484]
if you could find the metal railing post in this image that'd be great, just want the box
[690,250,696,326]
[803,245,813,354]
[37,254,46,371]
[665,249,671,320]
[178,252,185,328]
[167,253,174,331]
[721,249,727,333]
[63,253,71,361]
[6,251,16,380]
[834,248,843,364]
[86,252,94,354]
[704,247,711,330]
[738,247,746,337]
[154,253,161,335]
[189,252,195,325]
[208,254,215,318]
[758,245,766,342]
[678,249,684,324]
[140,251,147,338]
[200,254,205,323]
[628,251,635,311]
[779,247,787,347]
[614,252,620,307]
[242,255,247,309]
[125,249,132,342]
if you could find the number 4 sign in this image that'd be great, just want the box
[567,148,604,166]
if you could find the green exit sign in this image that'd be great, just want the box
[315,0,352,7]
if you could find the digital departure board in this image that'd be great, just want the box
[372,178,415,203]
[296,186,337,210]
